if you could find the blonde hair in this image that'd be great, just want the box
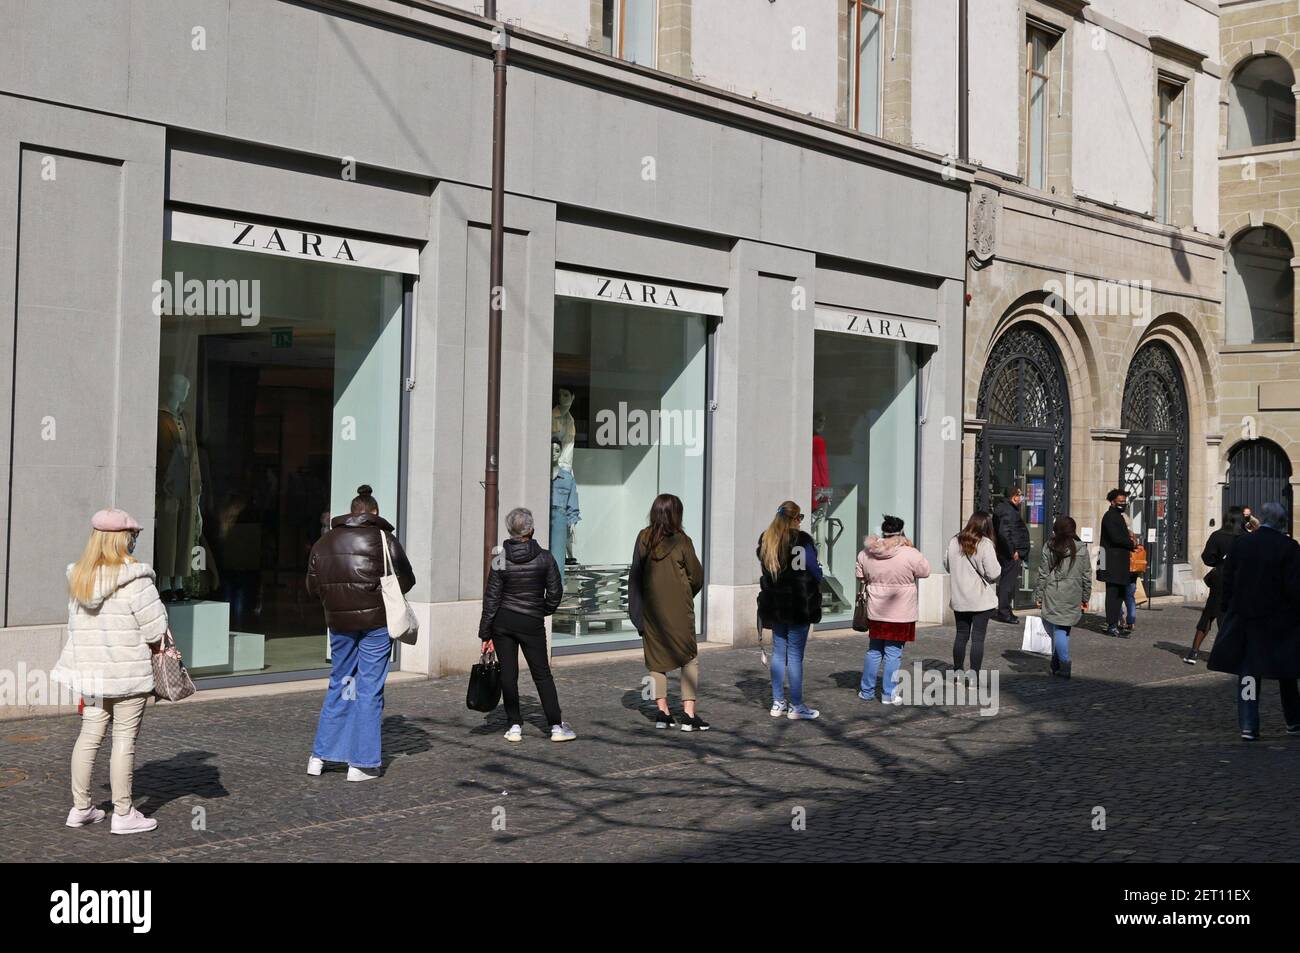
[69,529,136,604]
[760,500,802,577]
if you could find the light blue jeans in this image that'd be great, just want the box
[859,639,904,700]
[770,623,810,707]
[311,626,391,769]
[1051,624,1071,664]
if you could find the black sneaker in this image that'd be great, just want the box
[1182,653,1198,665]
[680,714,710,732]
[653,710,675,729]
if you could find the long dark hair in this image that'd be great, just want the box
[1222,506,1246,535]
[641,493,684,553]
[957,511,994,556]
[1047,516,1078,569]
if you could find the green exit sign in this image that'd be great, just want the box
[271,327,293,348]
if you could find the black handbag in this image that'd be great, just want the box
[466,649,502,712]
[852,585,870,633]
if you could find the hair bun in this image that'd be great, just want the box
[356,484,373,496]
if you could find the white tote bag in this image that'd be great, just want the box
[1021,615,1052,655]
[380,531,419,645]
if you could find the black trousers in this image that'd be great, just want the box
[996,560,1020,616]
[953,609,994,670]
[494,629,563,727]
[1104,582,1128,629]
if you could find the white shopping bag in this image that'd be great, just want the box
[1021,615,1052,655]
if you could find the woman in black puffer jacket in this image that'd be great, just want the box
[756,500,824,721]
[1183,507,1246,664]
[478,506,572,743]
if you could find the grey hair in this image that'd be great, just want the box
[505,507,535,539]
[1259,501,1289,532]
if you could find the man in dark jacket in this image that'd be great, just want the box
[992,487,1030,623]
[1097,488,1136,637]
[305,484,416,782]
[477,506,572,743]
[1210,502,1300,740]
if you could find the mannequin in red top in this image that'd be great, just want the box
[812,411,830,512]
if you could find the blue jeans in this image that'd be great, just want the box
[1051,625,1071,664]
[1237,676,1300,737]
[859,639,904,700]
[770,623,810,706]
[312,627,391,769]
[1124,582,1137,625]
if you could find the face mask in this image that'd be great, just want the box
[1114,503,1126,512]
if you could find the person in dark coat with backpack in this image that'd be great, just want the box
[1097,488,1136,637]
[1183,507,1246,665]
[1208,502,1300,741]
[992,487,1030,623]
[757,500,823,721]
[478,506,573,744]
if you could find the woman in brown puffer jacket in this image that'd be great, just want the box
[304,484,415,782]
[628,494,706,731]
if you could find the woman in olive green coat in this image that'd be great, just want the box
[628,494,706,731]
[1033,516,1092,680]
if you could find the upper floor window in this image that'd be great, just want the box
[1155,82,1178,224]
[1226,226,1295,345]
[847,0,885,135]
[1228,55,1296,149]
[601,0,658,67]
[1025,26,1057,190]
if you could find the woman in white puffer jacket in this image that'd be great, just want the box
[52,509,168,835]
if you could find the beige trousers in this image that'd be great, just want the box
[71,693,149,815]
[649,658,700,702]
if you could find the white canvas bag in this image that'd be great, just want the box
[380,531,419,645]
[1021,615,1052,655]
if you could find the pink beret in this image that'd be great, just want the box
[91,508,142,532]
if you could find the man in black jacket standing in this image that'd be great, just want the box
[993,486,1030,623]
[1098,488,1136,637]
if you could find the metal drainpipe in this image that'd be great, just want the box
[482,0,507,584]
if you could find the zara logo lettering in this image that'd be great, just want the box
[231,222,357,263]
[845,314,908,340]
[595,277,681,309]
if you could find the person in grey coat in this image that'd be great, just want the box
[1033,516,1092,680]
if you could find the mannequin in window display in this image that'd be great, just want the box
[156,373,203,601]
[550,438,581,584]
[812,410,831,514]
[551,385,577,477]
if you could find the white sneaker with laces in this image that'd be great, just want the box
[550,722,577,742]
[110,808,157,835]
[787,705,821,720]
[65,805,106,828]
[770,700,790,717]
[307,756,324,776]
[504,724,523,743]
[347,766,380,782]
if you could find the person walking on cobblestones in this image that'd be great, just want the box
[856,515,930,704]
[629,493,707,730]
[1183,507,1245,665]
[1033,516,1091,680]
[478,506,573,743]
[944,511,1000,677]
[53,508,168,835]
[756,500,823,720]
[1208,502,1300,741]
[305,485,415,781]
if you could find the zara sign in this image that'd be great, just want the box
[554,268,724,316]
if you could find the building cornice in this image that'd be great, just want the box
[1149,35,1208,70]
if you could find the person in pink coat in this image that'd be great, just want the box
[856,514,931,704]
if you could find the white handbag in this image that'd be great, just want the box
[1021,615,1052,655]
[380,531,419,645]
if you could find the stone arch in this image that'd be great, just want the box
[1221,45,1300,99]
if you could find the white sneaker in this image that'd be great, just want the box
[504,724,523,743]
[550,722,577,742]
[346,766,380,782]
[110,808,157,835]
[787,705,821,720]
[65,805,106,828]
[770,700,790,717]
[307,756,324,776]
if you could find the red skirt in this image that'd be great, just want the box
[868,620,915,642]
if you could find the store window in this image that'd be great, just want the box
[811,329,918,624]
[156,238,404,679]
[550,292,709,650]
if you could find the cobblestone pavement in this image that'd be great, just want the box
[3,602,1297,863]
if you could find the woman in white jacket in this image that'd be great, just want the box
[52,509,168,834]
[943,511,1002,675]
